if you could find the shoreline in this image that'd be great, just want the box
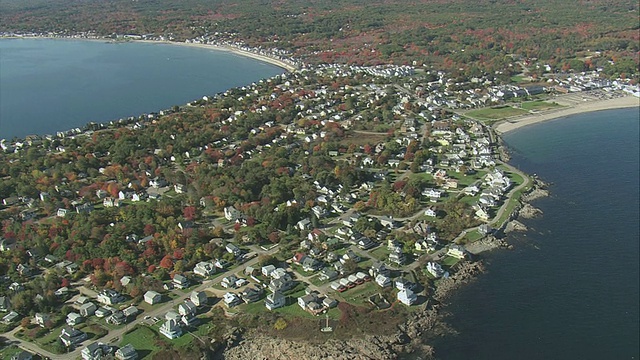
[134,39,298,73]
[1,35,297,73]
[494,94,639,134]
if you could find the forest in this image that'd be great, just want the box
[0,0,638,74]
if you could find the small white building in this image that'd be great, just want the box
[265,291,286,310]
[144,291,162,305]
[159,319,182,339]
[397,288,417,306]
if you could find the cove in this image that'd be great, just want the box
[0,38,285,139]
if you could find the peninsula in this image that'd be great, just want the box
[0,0,638,359]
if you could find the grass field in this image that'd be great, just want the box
[120,326,161,359]
[520,100,563,111]
[466,106,528,121]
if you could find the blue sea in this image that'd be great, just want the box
[436,108,640,359]
[0,38,284,139]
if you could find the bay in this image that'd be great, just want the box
[0,38,284,139]
[435,108,640,359]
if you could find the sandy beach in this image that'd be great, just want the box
[494,94,639,133]
[138,39,297,72]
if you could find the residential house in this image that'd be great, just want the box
[447,245,466,259]
[2,311,20,325]
[340,250,360,264]
[59,326,87,347]
[16,264,32,277]
[122,306,138,318]
[357,237,376,250]
[415,239,435,252]
[81,342,103,360]
[10,351,33,360]
[178,300,197,317]
[261,265,276,277]
[426,262,445,278]
[95,307,112,318]
[66,312,84,326]
[225,243,242,257]
[9,282,24,292]
[241,287,263,303]
[172,274,189,289]
[298,292,319,310]
[190,291,208,307]
[265,291,286,310]
[375,274,392,288]
[296,218,311,231]
[424,208,437,217]
[57,208,69,217]
[193,261,216,277]
[302,256,321,272]
[323,297,338,308]
[268,276,294,293]
[221,274,238,289]
[65,263,79,274]
[0,296,10,312]
[106,311,126,325]
[97,290,123,305]
[318,268,339,282]
[223,292,241,307]
[369,262,390,278]
[270,268,289,280]
[395,278,413,291]
[397,288,418,306]
[159,319,182,339]
[115,344,138,360]
[144,291,162,305]
[224,206,242,221]
[389,246,405,265]
[34,313,50,327]
[103,197,120,207]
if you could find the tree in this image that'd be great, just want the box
[274,318,288,330]
[343,259,358,275]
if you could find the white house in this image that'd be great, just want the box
[224,206,242,221]
[96,289,123,306]
[177,300,197,317]
[190,291,207,307]
[159,319,182,339]
[193,261,216,277]
[80,302,98,317]
[446,245,466,259]
[426,262,445,278]
[375,274,391,288]
[265,291,285,310]
[397,288,417,306]
[144,291,162,305]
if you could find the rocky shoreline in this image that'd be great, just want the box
[213,178,550,360]
[214,261,485,360]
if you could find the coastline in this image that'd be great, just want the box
[494,94,639,134]
[1,35,297,73]
[154,40,298,73]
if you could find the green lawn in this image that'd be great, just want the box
[520,100,563,111]
[466,106,528,121]
[338,282,380,306]
[462,230,484,243]
[0,345,22,360]
[441,256,462,267]
[370,247,390,261]
[510,75,527,83]
[120,326,161,359]
[273,303,341,320]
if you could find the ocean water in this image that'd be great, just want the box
[435,108,640,359]
[0,38,284,139]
